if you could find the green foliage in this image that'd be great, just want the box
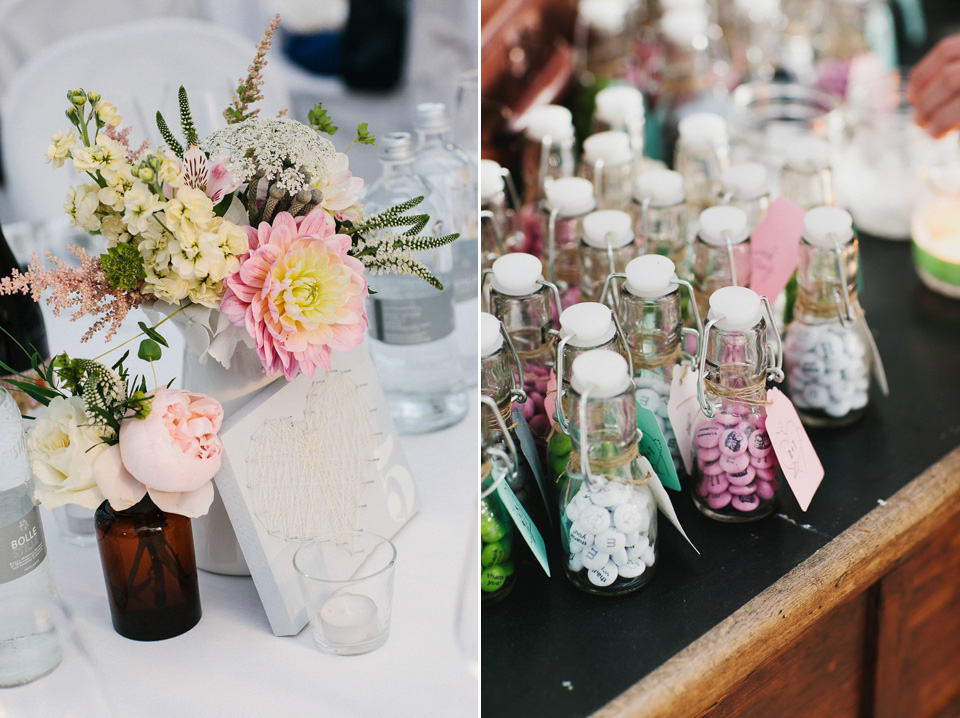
[178,86,199,147]
[138,339,162,362]
[354,122,375,146]
[156,111,184,158]
[307,104,338,136]
[101,243,145,291]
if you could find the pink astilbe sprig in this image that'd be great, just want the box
[224,14,280,125]
[0,245,144,341]
[104,125,148,163]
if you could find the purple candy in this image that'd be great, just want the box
[527,414,551,438]
[520,398,535,420]
[755,479,776,500]
[731,492,760,512]
[706,491,733,510]
[726,465,756,486]
[728,480,757,496]
[695,422,723,449]
[531,392,545,415]
[719,453,751,474]
[719,428,748,457]
[699,446,722,462]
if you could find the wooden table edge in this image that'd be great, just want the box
[592,444,960,718]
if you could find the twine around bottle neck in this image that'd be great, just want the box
[703,375,771,407]
[631,346,683,371]
[568,442,650,485]
[485,400,517,434]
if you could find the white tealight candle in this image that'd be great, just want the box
[319,593,379,645]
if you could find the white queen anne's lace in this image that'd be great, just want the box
[201,117,336,193]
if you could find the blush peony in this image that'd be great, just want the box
[219,206,368,379]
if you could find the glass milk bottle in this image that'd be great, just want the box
[632,169,689,270]
[720,162,771,233]
[574,0,634,84]
[675,112,731,220]
[593,85,646,166]
[541,177,597,300]
[784,207,878,427]
[484,253,562,444]
[559,350,658,595]
[692,286,784,522]
[480,159,524,271]
[578,209,638,303]
[480,395,520,604]
[581,131,634,210]
[520,105,577,208]
[611,254,701,470]
[692,205,752,321]
[362,132,467,433]
[779,136,835,210]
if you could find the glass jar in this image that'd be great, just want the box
[691,286,783,522]
[559,350,658,595]
[779,136,835,210]
[95,496,201,640]
[574,0,634,84]
[541,177,597,299]
[578,210,638,303]
[480,159,524,271]
[784,207,876,427]
[632,169,689,272]
[692,205,752,321]
[720,162,771,233]
[675,112,731,219]
[593,85,646,166]
[480,395,520,604]
[520,105,577,208]
[581,131,634,211]
[912,158,960,299]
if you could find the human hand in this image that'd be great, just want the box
[907,34,960,138]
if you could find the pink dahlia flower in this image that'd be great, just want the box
[220,206,368,379]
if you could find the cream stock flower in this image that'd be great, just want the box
[122,181,164,235]
[71,133,127,181]
[45,130,77,169]
[94,100,122,127]
[65,183,102,232]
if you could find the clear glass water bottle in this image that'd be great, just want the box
[0,387,61,686]
[691,286,784,522]
[362,132,467,434]
[593,85,646,166]
[779,136,835,210]
[784,207,879,427]
[480,395,519,604]
[541,176,597,301]
[720,161,771,233]
[632,169,690,270]
[480,159,524,271]
[692,205,752,321]
[413,102,479,386]
[580,131,634,211]
[520,105,577,208]
[559,350,658,595]
[578,209,639,303]
[675,112,731,220]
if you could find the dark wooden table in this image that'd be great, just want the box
[481,236,960,718]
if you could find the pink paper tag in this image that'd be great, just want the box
[765,387,824,512]
[749,197,806,306]
[667,365,700,475]
[544,371,558,427]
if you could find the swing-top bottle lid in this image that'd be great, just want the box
[578,0,629,32]
[582,210,634,249]
[414,102,450,133]
[722,162,770,200]
[803,206,854,247]
[544,177,596,216]
[633,169,685,207]
[594,86,644,128]
[480,312,504,357]
[480,160,505,200]
[699,205,750,245]
[624,254,678,298]
[491,253,544,296]
[708,286,763,331]
[523,105,575,142]
[784,136,831,172]
[379,132,414,162]
[583,131,631,167]
[559,302,616,347]
[678,112,728,149]
[660,7,709,46]
[571,350,632,399]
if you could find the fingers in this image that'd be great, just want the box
[907,34,960,102]
[913,62,960,128]
[925,94,960,138]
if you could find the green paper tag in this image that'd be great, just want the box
[636,404,682,491]
[495,464,551,578]
[512,408,552,524]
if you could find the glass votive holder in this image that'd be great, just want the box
[293,531,396,656]
[52,504,97,547]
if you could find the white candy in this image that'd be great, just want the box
[581,545,608,570]
[636,388,662,414]
[568,522,594,553]
[829,381,854,401]
[623,531,642,548]
[588,482,627,507]
[820,370,844,386]
[610,548,630,566]
[588,560,619,587]
[799,353,825,379]
[580,505,612,533]
[618,559,646,579]
[814,334,844,361]
[595,529,626,554]
[567,552,584,572]
[802,383,830,408]
[613,503,644,533]
[825,352,849,371]
[626,544,644,562]
[825,399,851,417]
[639,544,657,567]
[850,391,869,409]
[564,500,582,522]
[844,333,866,357]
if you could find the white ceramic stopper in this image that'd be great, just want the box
[708,286,763,331]
[722,162,769,200]
[803,206,854,247]
[544,177,596,216]
[491,253,543,296]
[480,312,504,357]
[784,137,831,172]
[678,112,728,149]
[624,255,678,298]
[698,205,750,245]
[582,210,634,249]
[559,302,615,347]
[571,349,632,398]
[578,0,628,32]
[480,160,505,200]
[583,131,632,166]
[660,8,709,46]
[633,169,685,206]
[523,105,575,142]
[594,86,644,128]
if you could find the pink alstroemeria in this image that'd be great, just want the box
[181,145,240,203]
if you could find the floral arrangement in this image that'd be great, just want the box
[0,15,457,381]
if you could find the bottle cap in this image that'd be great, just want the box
[559,302,616,347]
[633,169,685,207]
[784,136,831,172]
[414,102,450,133]
[582,210,634,249]
[582,131,631,166]
[544,177,596,216]
[698,205,750,245]
[678,112,728,149]
[480,160,505,200]
[722,162,769,200]
[571,350,632,398]
[480,312,504,357]
[708,286,763,331]
[624,255,678,298]
[523,105,575,142]
[577,0,628,33]
[379,132,414,162]
[803,206,854,247]
[491,253,544,296]
[594,86,644,128]
[660,8,709,46]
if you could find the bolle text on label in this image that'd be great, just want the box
[11,524,38,551]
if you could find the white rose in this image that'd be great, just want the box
[27,396,109,510]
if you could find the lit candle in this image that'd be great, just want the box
[319,593,379,645]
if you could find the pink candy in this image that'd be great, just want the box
[706,492,732,510]
[695,422,722,449]
[719,453,750,473]
[719,428,747,457]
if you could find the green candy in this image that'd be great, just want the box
[550,453,570,478]
[480,566,507,592]
[481,514,506,543]
[500,560,514,576]
[547,431,571,456]
[481,542,508,567]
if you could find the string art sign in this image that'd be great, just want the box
[214,346,419,636]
